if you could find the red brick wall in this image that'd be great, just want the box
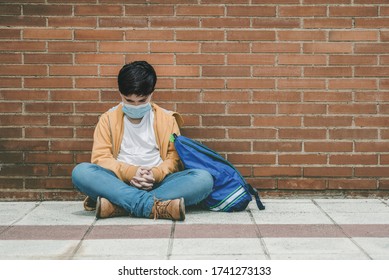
[1,0,388,200]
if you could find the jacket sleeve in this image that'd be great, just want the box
[151,117,183,183]
[90,114,138,182]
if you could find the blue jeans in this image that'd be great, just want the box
[71,163,213,218]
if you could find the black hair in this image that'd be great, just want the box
[117,61,157,97]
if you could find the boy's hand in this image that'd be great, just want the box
[130,167,155,190]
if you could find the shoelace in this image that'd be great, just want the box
[153,200,171,220]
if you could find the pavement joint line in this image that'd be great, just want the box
[246,209,271,260]
[68,217,97,260]
[166,222,176,260]
[0,201,41,235]
[311,199,373,260]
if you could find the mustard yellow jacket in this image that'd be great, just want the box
[91,103,184,184]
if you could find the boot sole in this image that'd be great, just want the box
[179,197,185,221]
[95,196,102,219]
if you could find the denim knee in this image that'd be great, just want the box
[193,169,214,195]
[71,162,93,189]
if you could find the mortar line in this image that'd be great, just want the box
[312,199,373,260]
[247,209,271,260]
[68,218,97,260]
[166,222,176,260]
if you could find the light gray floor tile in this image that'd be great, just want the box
[0,202,38,225]
[74,239,170,259]
[323,213,389,224]
[0,240,78,260]
[353,238,389,260]
[315,199,389,213]
[264,238,366,259]
[171,238,265,257]
[16,201,95,226]
[170,254,267,260]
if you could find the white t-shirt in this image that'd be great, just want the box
[117,110,163,167]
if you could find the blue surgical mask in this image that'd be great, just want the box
[122,102,152,119]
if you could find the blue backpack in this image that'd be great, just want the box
[172,134,265,212]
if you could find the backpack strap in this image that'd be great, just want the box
[246,184,265,210]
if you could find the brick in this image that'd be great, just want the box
[76,54,124,64]
[75,30,124,41]
[228,103,276,114]
[305,116,352,127]
[49,66,98,76]
[253,0,299,3]
[330,155,378,165]
[75,5,123,16]
[254,167,302,177]
[0,78,21,88]
[382,32,389,42]
[176,79,224,89]
[279,55,326,65]
[76,127,94,139]
[23,29,72,40]
[328,79,377,90]
[329,55,377,65]
[0,65,47,76]
[228,31,275,41]
[0,102,21,113]
[50,115,98,126]
[23,4,72,15]
[125,5,174,16]
[278,31,326,41]
[228,154,276,165]
[126,54,174,65]
[228,128,276,139]
[355,167,389,177]
[355,67,389,77]
[26,178,74,190]
[203,66,250,77]
[177,54,224,65]
[304,19,352,29]
[180,128,225,139]
[254,66,301,77]
[304,167,352,177]
[279,6,327,17]
[253,91,301,102]
[0,140,48,151]
[177,5,224,16]
[0,29,21,39]
[25,102,73,113]
[305,142,353,152]
[0,90,48,100]
[304,91,352,102]
[280,154,327,165]
[0,4,21,15]
[153,90,200,102]
[155,65,200,77]
[203,91,250,102]
[329,6,378,17]
[125,30,174,41]
[227,79,275,89]
[329,31,378,42]
[355,18,389,29]
[278,104,326,114]
[0,41,45,52]
[24,54,72,64]
[51,140,93,151]
[0,128,22,138]
[50,90,99,101]
[0,16,45,27]
[202,18,250,28]
[203,116,251,126]
[254,43,301,53]
[355,142,389,152]
[203,141,251,152]
[227,6,275,16]
[304,67,352,77]
[0,115,48,126]
[278,79,325,89]
[329,129,378,140]
[76,78,116,89]
[0,165,48,176]
[25,78,73,89]
[328,179,376,190]
[99,17,148,28]
[51,165,74,176]
[253,18,300,29]
[151,17,199,28]
[278,129,326,139]
[278,179,326,190]
[151,42,199,53]
[26,153,73,164]
[48,42,97,52]
[355,43,389,54]
[254,116,301,127]
[25,127,73,138]
[355,117,389,127]
[100,42,147,53]
[227,54,275,65]
[328,104,377,114]
[49,17,96,28]
[304,43,352,54]
[177,31,225,41]
[254,141,302,152]
[202,42,250,53]
[176,103,225,114]
[304,0,350,3]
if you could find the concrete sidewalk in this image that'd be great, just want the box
[0,199,388,260]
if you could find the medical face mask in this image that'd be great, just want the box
[122,102,152,119]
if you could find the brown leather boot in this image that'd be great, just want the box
[96,196,129,219]
[150,198,185,221]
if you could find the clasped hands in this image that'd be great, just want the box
[130,166,155,191]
